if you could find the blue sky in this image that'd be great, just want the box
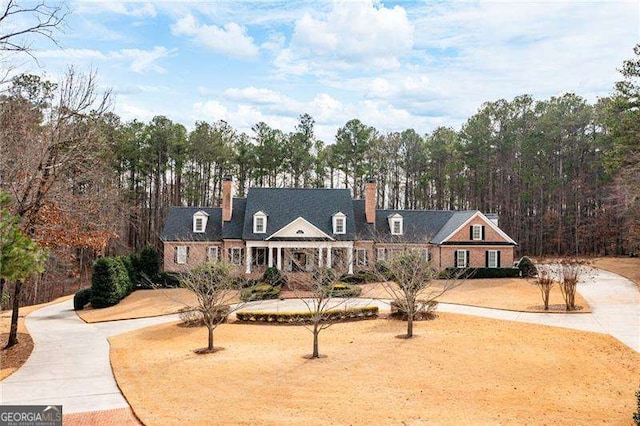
[10,0,640,142]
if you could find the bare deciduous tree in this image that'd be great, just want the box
[287,249,369,359]
[179,261,245,354]
[377,249,463,338]
[534,271,555,310]
[0,0,67,53]
[557,259,590,311]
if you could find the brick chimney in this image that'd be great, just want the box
[365,178,376,224]
[222,175,233,222]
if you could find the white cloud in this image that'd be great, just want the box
[76,2,157,18]
[36,46,176,74]
[171,14,259,59]
[276,1,414,75]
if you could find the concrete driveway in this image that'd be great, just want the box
[1,267,638,414]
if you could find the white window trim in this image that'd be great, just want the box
[391,218,403,235]
[207,246,219,262]
[333,212,346,235]
[487,250,498,268]
[472,224,483,241]
[377,248,387,262]
[456,250,467,268]
[424,248,431,262]
[253,211,267,234]
[229,247,243,265]
[176,246,188,265]
[193,211,209,233]
[355,248,367,267]
[253,247,267,266]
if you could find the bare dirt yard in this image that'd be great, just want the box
[110,314,640,425]
[0,295,73,380]
[361,278,590,312]
[77,289,201,323]
[592,257,640,289]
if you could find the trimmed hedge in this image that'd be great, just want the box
[178,305,230,327]
[236,306,378,324]
[73,288,93,311]
[90,257,132,308]
[390,299,438,320]
[118,254,137,292]
[340,270,378,284]
[516,256,538,278]
[240,283,281,302]
[139,245,160,281]
[443,267,520,279]
[326,282,362,298]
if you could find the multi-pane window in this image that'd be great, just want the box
[355,248,368,267]
[456,250,467,268]
[175,246,189,264]
[487,250,498,268]
[392,219,402,235]
[377,248,387,262]
[472,224,483,240]
[253,248,267,266]
[194,217,204,232]
[334,217,345,234]
[424,248,431,262]
[207,246,219,261]
[254,212,267,233]
[229,248,244,265]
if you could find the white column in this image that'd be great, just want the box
[326,247,332,269]
[318,247,323,267]
[348,248,353,274]
[245,248,252,274]
[268,246,274,268]
[277,247,282,270]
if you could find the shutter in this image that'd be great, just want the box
[174,247,177,263]
[485,251,489,267]
[469,226,473,240]
[454,251,458,267]
[497,251,501,268]
[186,246,190,263]
[482,226,486,240]
[466,250,470,267]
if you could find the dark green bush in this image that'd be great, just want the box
[374,261,395,280]
[118,254,137,291]
[236,306,378,323]
[240,283,281,302]
[90,257,131,308]
[326,282,362,298]
[443,267,520,279]
[340,270,378,284]
[139,245,160,281]
[516,256,538,278]
[156,271,181,288]
[73,288,93,310]
[263,267,287,287]
[313,268,340,286]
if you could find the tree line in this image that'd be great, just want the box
[2,47,639,307]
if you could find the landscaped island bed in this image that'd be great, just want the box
[110,314,639,425]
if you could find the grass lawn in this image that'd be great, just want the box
[592,257,640,289]
[361,277,591,312]
[0,294,73,380]
[110,315,640,425]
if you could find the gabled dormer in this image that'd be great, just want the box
[388,213,403,235]
[253,210,267,234]
[193,210,209,233]
[332,212,346,235]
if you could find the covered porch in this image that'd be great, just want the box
[245,240,354,275]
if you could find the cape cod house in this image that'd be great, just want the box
[161,176,517,275]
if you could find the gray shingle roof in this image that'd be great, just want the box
[242,188,356,240]
[430,211,478,244]
[222,198,246,239]
[161,207,222,241]
[372,209,463,243]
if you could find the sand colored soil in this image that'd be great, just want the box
[592,257,640,289]
[110,315,640,425]
[63,408,141,426]
[361,278,590,313]
[77,289,200,323]
[0,295,73,380]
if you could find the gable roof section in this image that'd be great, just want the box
[437,211,517,245]
[161,207,222,241]
[266,217,334,241]
[242,188,356,240]
[430,211,478,244]
[374,209,456,243]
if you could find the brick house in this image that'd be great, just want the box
[161,176,517,275]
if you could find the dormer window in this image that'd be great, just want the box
[193,211,209,233]
[333,212,346,234]
[253,211,267,234]
[388,213,403,235]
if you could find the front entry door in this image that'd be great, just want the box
[292,251,307,272]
